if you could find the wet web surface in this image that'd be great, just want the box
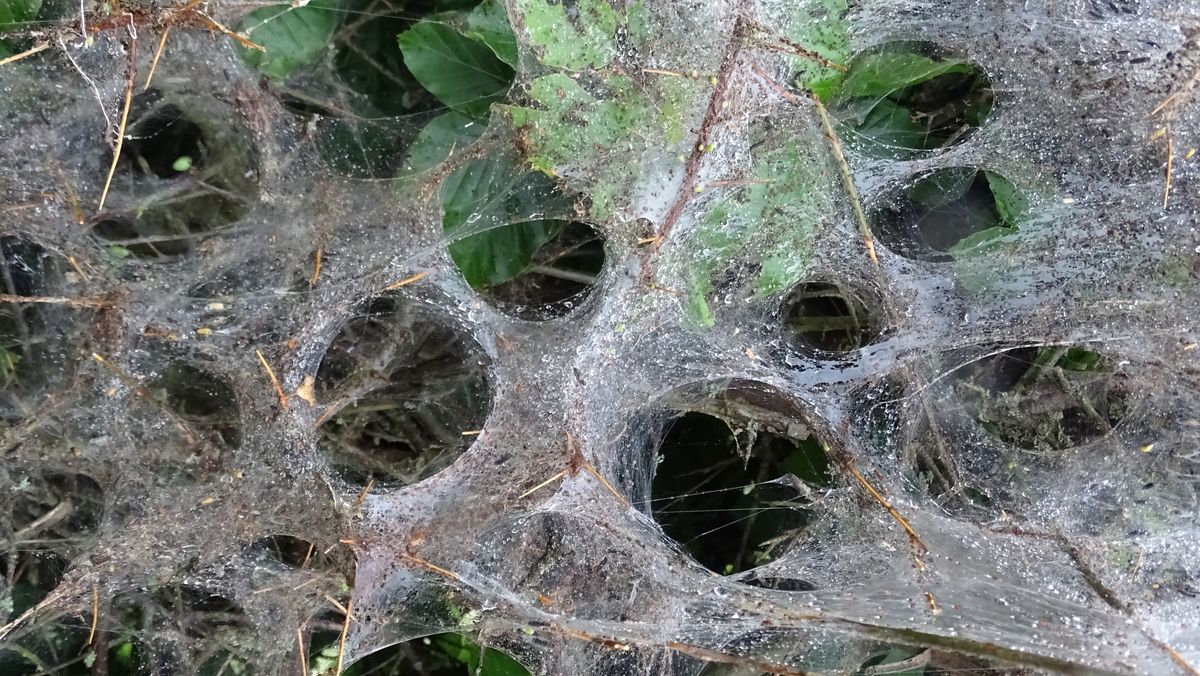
[1,0,1199,675]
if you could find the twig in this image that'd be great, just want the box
[529,265,596,285]
[381,270,428,291]
[350,478,374,516]
[323,594,349,617]
[650,13,749,248]
[1163,131,1174,208]
[0,585,70,640]
[334,597,352,675]
[1129,544,1144,581]
[518,470,566,499]
[87,585,99,645]
[0,293,111,308]
[143,26,171,90]
[194,12,265,51]
[98,29,137,213]
[0,42,49,67]
[641,68,689,77]
[1145,633,1200,676]
[812,95,877,267]
[581,463,630,508]
[300,541,315,569]
[646,282,685,297]
[256,349,290,410]
[12,500,73,542]
[399,552,459,581]
[744,19,846,72]
[310,247,323,287]
[296,624,308,676]
[843,458,928,554]
[566,432,630,507]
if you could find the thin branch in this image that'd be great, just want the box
[0,42,49,67]
[98,31,137,213]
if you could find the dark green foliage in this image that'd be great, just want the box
[829,48,994,158]
[651,412,831,575]
[398,20,514,118]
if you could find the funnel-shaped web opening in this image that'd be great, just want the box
[315,297,491,488]
[151,362,241,449]
[472,221,607,320]
[784,280,883,354]
[874,167,1028,261]
[121,98,206,179]
[647,383,834,576]
[829,41,994,159]
[952,345,1130,452]
[0,236,77,421]
[93,89,257,260]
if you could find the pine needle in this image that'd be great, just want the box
[143,26,171,90]
[1163,132,1174,208]
[256,349,290,410]
[334,598,352,674]
[98,38,136,214]
[382,270,428,291]
[0,42,49,67]
[296,625,308,676]
[87,585,99,644]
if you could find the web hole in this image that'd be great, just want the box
[121,96,205,179]
[830,41,994,158]
[650,405,833,576]
[253,534,321,569]
[151,362,241,449]
[952,345,1131,452]
[94,91,257,260]
[464,221,607,320]
[314,297,491,488]
[783,280,883,354]
[874,167,1026,262]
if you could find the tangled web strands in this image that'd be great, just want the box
[1,0,1199,674]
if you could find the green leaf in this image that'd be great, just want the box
[513,0,618,70]
[845,98,927,157]
[1056,347,1106,372]
[448,218,562,288]
[0,0,41,56]
[479,647,531,676]
[440,154,568,287]
[788,0,849,101]
[780,438,832,487]
[686,270,716,328]
[984,171,1029,227]
[947,225,1014,257]
[908,168,977,210]
[236,0,338,79]
[398,22,514,118]
[834,52,972,101]
[0,0,40,28]
[405,111,486,174]
[428,635,531,676]
[466,0,518,68]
